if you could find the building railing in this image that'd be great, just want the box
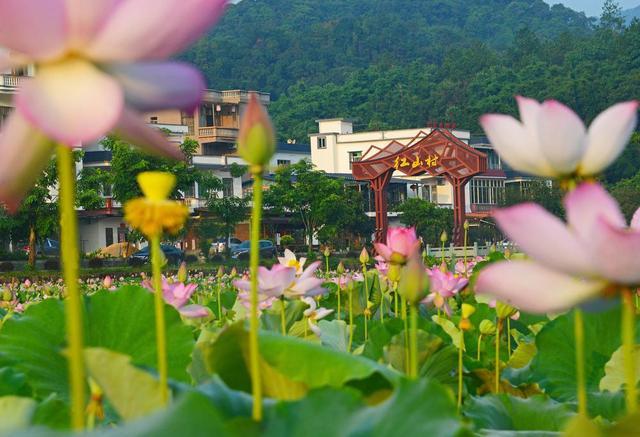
[197,126,239,140]
[0,74,27,88]
[470,203,497,213]
[202,89,271,105]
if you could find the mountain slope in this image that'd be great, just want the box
[183,0,592,96]
[624,4,640,22]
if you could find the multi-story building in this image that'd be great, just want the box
[309,119,508,223]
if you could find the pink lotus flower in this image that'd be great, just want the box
[0,0,228,210]
[421,266,468,315]
[374,227,420,264]
[103,275,113,289]
[476,182,638,313]
[480,97,638,178]
[142,277,209,319]
[234,262,325,299]
[278,249,306,275]
[374,257,389,276]
[302,297,333,335]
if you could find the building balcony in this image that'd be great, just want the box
[0,74,27,89]
[203,89,270,105]
[197,126,239,143]
[470,203,497,214]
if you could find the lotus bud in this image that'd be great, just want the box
[216,266,225,278]
[336,261,345,275]
[440,230,448,243]
[230,267,238,277]
[2,289,12,301]
[496,301,517,319]
[479,319,496,335]
[237,93,276,167]
[463,220,470,231]
[323,247,331,258]
[359,247,370,265]
[103,276,112,289]
[504,248,512,258]
[24,279,31,288]
[398,257,429,304]
[387,263,402,283]
[177,262,188,283]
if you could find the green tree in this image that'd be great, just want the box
[500,180,564,218]
[396,198,453,245]
[206,195,249,254]
[611,172,640,221]
[264,160,369,251]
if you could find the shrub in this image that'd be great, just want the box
[0,261,14,272]
[185,254,199,264]
[43,259,60,270]
[280,235,295,247]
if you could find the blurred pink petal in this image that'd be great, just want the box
[109,62,205,112]
[588,217,640,283]
[581,101,639,175]
[493,203,593,276]
[179,304,210,319]
[65,0,122,48]
[299,261,321,281]
[373,243,392,261]
[113,108,183,160]
[564,182,625,240]
[0,0,67,60]
[0,112,55,212]
[88,0,228,61]
[631,208,640,230]
[476,261,605,314]
[537,100,586,174]
[15,59,123,144]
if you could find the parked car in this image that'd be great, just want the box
[231,240,276,260]
[20,238,60,256]
[129,245,184,265]
[211,237,242,254]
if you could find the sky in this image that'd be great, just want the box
[545,0,639,16]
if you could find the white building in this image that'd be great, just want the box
[309,119,506,217]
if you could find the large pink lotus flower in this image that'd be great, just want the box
[374,227,420,264]
[421,266,468,315]
[0,0,228,210]
[476,182,639,314]
[234,262,325,299]
[480,97,638,178]
[142,277,209,319]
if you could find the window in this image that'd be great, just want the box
[277,159,291,166]
[149,116,158,124]
[348,151,362,169]
[317,137,327,149]
[486,149,501,170]
[222,178,234,198]
[105,228,114,247]
[469,178,505,205]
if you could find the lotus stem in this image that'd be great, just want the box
[380,290,385,324]
[402,296,409,374]
[348,285,354,352]
[507,317,512,358]
[325,255,329,275]
[150,234,168,405]
[337,286,341,321]
[217,284,222,322]
[477,334,483,361]
[574,308,587,416]
[364,311,368,342]
[57,145,85,430]
[249,168,264,421]
[457,331,464,409]
[410,303,418,379]
[622,288,637,414]
[495,318,502,393]
[394,282,399,317]
[441,239,445,265]
[280,297,286,335]
[463,225,468,277]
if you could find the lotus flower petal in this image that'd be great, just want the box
[564,182,626,241]
[109,62,205,112]
[493,203,594,276]
[15,58,123,145]
[65,0,122,48]
[113,108,183,160]
[537,100,586,174]
[0,0,68,60]
[373,242,393,261]
[588,217,640,284]
[480,113,553,177]
[580,101,639,175]
[88,0,228,61]
[476,261,605,314]
[631,208,640,230]
[179,304,210,319]
[0,112,55,212]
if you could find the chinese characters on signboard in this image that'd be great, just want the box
[393,153,439,171]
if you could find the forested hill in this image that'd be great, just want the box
[183,0,592,96]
